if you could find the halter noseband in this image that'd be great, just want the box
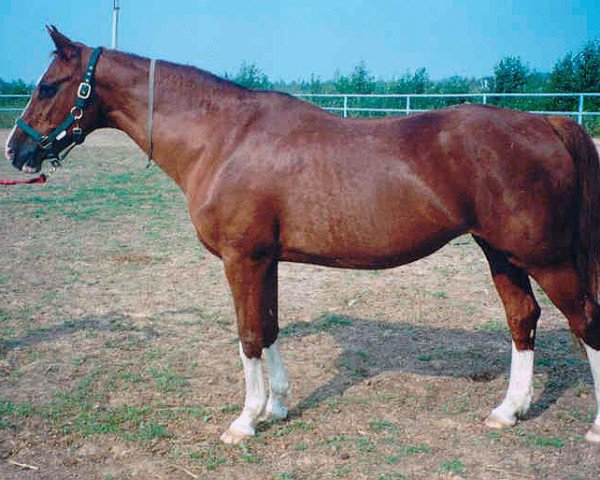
[15,47,102,168]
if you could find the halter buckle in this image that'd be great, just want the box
[39,136,52,150]
[77,81,91,100]
[72,127,84,144]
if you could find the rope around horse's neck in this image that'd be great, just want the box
[146,59,157,169]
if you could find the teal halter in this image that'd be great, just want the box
[15,47,102,165]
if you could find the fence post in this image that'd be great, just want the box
[343,95,348,118]
[482,94,487,105]
[405,96,411,115]
[577,94,584,125]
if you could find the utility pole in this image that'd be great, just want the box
[111,0,120,49]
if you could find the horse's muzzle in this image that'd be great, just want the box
[9,142,43,174]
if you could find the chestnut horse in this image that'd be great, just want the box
[6,27,600,444]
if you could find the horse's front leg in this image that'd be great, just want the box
[220,253,289,444]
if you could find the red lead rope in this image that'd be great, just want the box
[0,174,47,185]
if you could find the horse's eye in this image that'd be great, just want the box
[38,83,58,100]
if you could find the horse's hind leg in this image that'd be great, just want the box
[474,237,541,428]
[528,262,600,442]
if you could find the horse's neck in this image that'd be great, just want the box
[95,50,252,189]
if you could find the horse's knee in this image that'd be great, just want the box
[571,296,600,350]
[240,337,263,359]
[239,323,279,359]
[508,297,541,350]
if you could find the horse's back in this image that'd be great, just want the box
[268,105,575,267]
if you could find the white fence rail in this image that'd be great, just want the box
[0,94,29,110]
[2,92,600,125]
[295,92,600,125]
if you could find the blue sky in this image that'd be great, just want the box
[1,0,598,83]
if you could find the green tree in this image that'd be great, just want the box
[228,62,272,90]
[493,56,530,92]
[333,61,376,94]
[0,78,33,94]
[386,67,431,94]
[434,75,474,94]
[549,53,575,92]
[349,61,375,94]
[573,39,600,92]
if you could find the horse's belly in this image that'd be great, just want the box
[278,216,462,269]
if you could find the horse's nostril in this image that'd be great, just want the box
[4,146,14,160]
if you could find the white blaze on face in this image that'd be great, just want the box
[4,68,48,160]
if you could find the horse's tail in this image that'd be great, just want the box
[547,116,600,296]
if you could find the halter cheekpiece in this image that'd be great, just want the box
[15,47,103,168]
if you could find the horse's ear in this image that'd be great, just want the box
[46,25,80,60]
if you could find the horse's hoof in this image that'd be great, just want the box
[484,411,515,429]
[220,428,252,445]
[261,403,288,421]
[270,404,288,420]
[585,424,600,443]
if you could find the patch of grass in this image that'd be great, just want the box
[147,367,189,393]
[401,444,432,455]
[430,290,447,299]
[377,474,405,480]
[269,419,315,437]
[134,420,169,442]
[37,369,175,442]
[476,320,507,332]
[535,357,554,367]
[0,309,12,323]
[332,465,351,477]
[238,441,261,464]
[280,313,353,337]
[321,434,350,452]
[340,353,370,378]
[293,442,308,451]
[0,170,181,223]
[523,434,565,448]
[189,444,228,471]
[556,408,594,423]
[442,394,469,415]
[438,458,466,476]
[0,397,34,429]
[369,418,400,434]
[356,436,376,453]
[219,404,241,415]
[274,473,295,480]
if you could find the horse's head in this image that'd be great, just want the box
[5,26,103,173]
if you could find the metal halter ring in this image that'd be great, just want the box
[70,106,84,120]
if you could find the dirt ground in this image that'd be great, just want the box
[1,128,600,480]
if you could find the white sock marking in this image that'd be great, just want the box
[263,339,290,419]
[227,342,266,436]
[584,343,600,426]
[491,341,534,423]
